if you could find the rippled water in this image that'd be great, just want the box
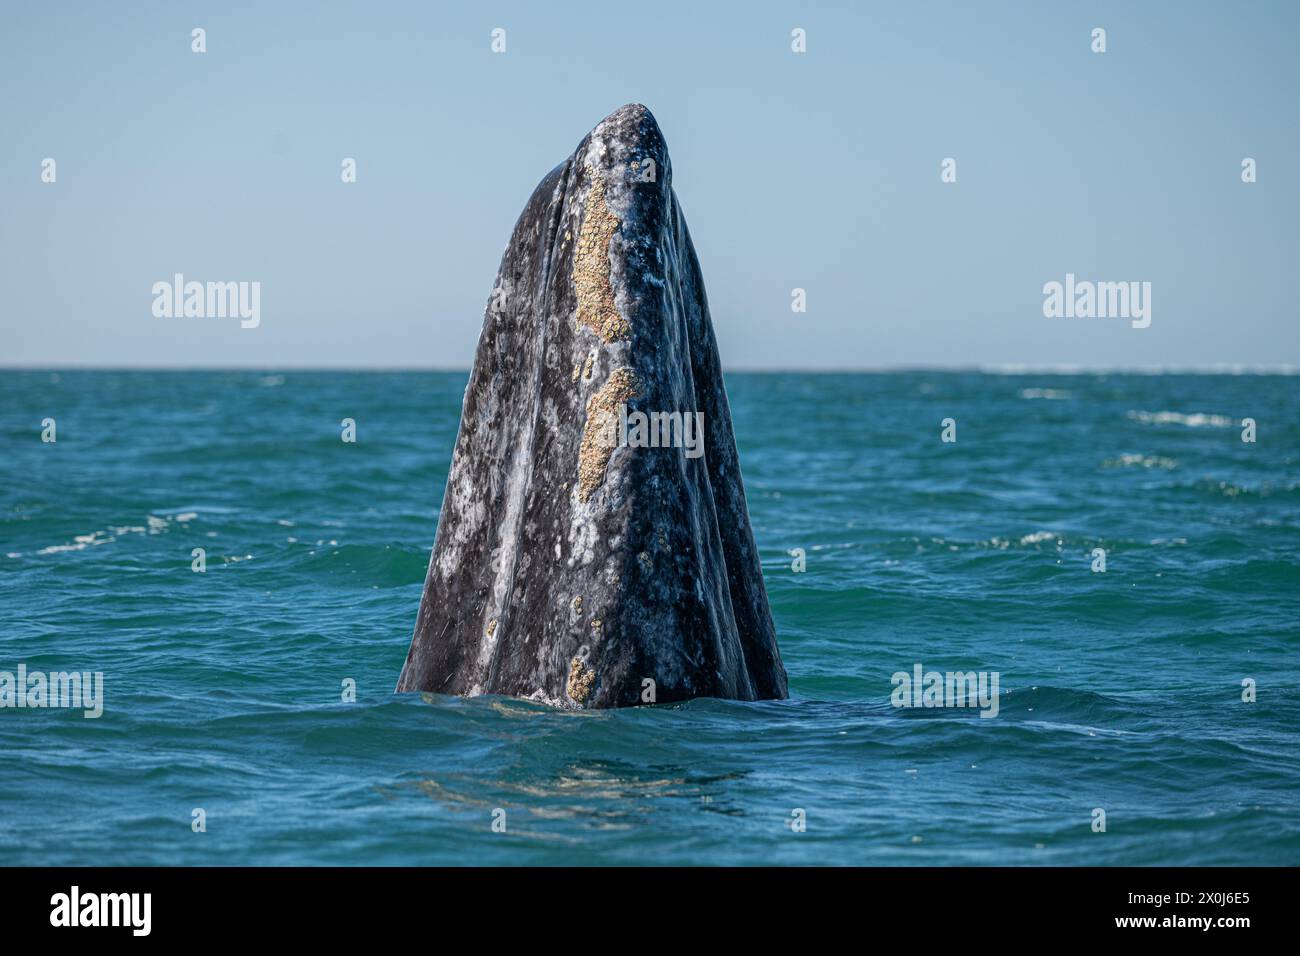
[2,370,1297,865]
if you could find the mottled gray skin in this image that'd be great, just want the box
[396,104,787,707]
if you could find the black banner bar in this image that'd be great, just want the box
[0,866,1280,941]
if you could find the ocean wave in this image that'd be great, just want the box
[993,685,1144,726]
[27,512,197,557]
[1104,453,1178,469]
[1127,410,1234,428]
[983,531,1064,550]
[982,364,1300,376]
[292,542,429,586]
[1177,478,1300,500]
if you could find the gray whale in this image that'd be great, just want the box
[396,104,787,708]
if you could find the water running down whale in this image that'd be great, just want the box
[396,104,787,708]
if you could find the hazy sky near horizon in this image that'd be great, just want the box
[2,0,1297,369]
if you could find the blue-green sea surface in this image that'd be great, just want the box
[1,370,1297,865]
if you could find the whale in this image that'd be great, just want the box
[396,104,788,708]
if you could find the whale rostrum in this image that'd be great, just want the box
[396,104,788,708]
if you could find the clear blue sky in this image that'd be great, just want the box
[2,0,1296,369]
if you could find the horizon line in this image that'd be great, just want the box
[2,363,1298,376]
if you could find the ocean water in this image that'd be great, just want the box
[2,369,1297,866]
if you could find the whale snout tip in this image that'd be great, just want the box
[590,103,668,169]
[599,102,659,131]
